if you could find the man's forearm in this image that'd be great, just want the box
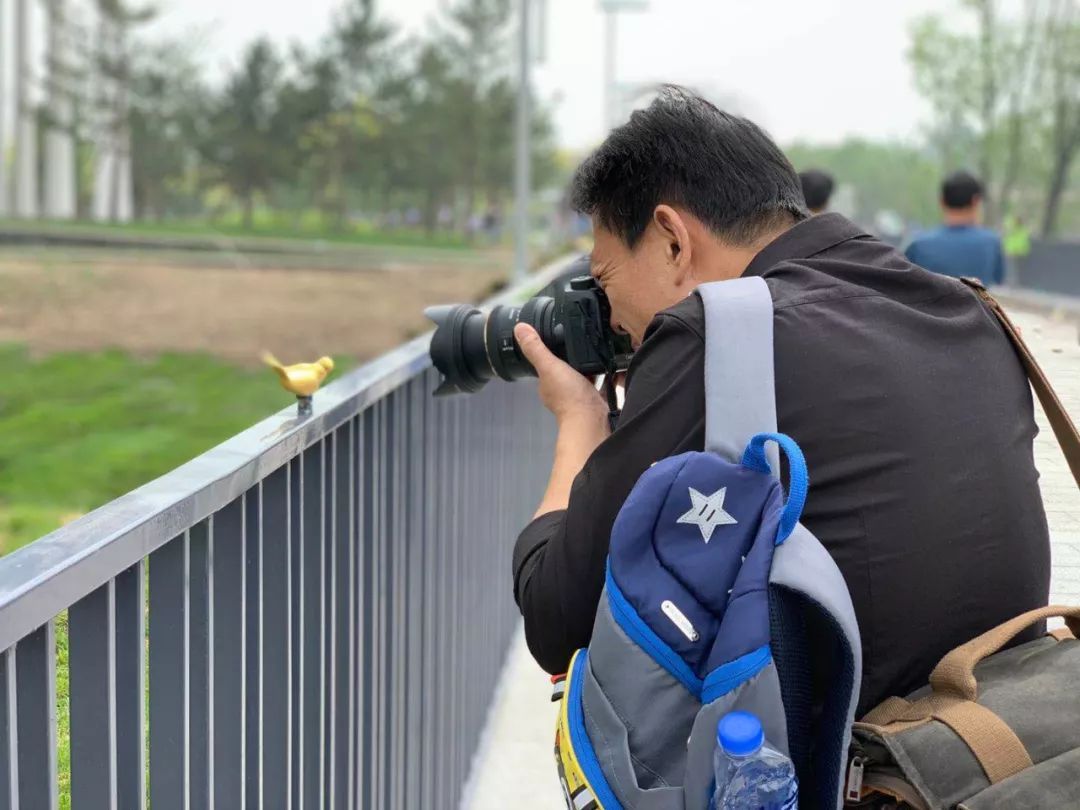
[533,412,610,518]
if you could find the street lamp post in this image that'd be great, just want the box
[0,0,8,216]
[513,0,532,282]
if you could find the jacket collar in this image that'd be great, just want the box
[742,213,870,278]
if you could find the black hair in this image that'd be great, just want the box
[570,86,807,248]
[942,170,983,210]
[798,169,834,211]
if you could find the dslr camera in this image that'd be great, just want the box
[425,256,633,396]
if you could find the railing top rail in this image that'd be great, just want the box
[0,253,578,650]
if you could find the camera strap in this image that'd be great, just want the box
[603,374,620,433]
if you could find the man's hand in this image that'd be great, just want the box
[515,322,612,517]
[514,323,610,423]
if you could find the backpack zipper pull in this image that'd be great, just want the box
[660,599,699,642]
[845,755,866,802]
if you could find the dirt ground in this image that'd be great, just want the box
[0,252,507,366]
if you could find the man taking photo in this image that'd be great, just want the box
[511,87,1049,716]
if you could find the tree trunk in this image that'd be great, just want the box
[108,24,128,223]
[423,188,438,236]
[243,189,255,230]
[996,3,1040,222]
[997,112,1025,219]
[1040,140,1079,238]
[335,187,349,232]
[975,0,998,225]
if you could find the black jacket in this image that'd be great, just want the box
[512,213,1051,715]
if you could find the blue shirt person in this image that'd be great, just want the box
[905,171,1005,286]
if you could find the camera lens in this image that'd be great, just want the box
[486,296,556,381]
[424,304,492,395]
[425,297,560,396]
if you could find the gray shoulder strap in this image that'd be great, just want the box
[699,276,861,810]
[698,277,779,471]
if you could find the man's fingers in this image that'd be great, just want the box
[514,323,556,372]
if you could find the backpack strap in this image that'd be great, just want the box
[698,278,780,471]
[698,277,862,810]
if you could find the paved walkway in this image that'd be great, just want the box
[465,306,1080,810]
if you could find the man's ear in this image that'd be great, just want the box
[652,205,692,280]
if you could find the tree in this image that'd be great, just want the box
[1035,0,1080,236]
[333,0,394,82]
[272,48,345,222]
[295,101,380,229]
[204,39,286,229]
[128,37,211,219]
[907,1,1079,235]
[478,76,558,210]
[434,0,513,231]
[267,0,396,228]
[385,43,461,233]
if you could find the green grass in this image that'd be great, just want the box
[0,345,333,555]
[56,611,70,810]
[1,213,475,251]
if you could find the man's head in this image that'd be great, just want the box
[798,169,835,214]
[570,86,807,346]
[941,170,984,225]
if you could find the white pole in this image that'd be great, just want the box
[513,0,532,282]
[44,0,76,219]
[603,9,616,131]
[0,0,9,217]
[13,0,37,219]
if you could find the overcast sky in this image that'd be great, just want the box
[3,0,984,151]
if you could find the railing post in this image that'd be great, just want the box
[69,582,116,807]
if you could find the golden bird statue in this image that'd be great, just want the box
[262,352,335,402]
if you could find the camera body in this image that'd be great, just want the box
[555,275,633,376]
[425,257,633,396]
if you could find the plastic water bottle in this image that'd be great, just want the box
[711,711,798,809]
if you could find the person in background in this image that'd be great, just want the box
[1003,213,1032,287]
[798,169,834,214]
[904,171,1005,286]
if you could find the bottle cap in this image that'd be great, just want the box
[717,711,764,757]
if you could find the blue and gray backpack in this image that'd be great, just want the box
[553,278,863,810]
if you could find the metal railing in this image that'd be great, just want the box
[0,258,570,809]
[1017,238,1080,298]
